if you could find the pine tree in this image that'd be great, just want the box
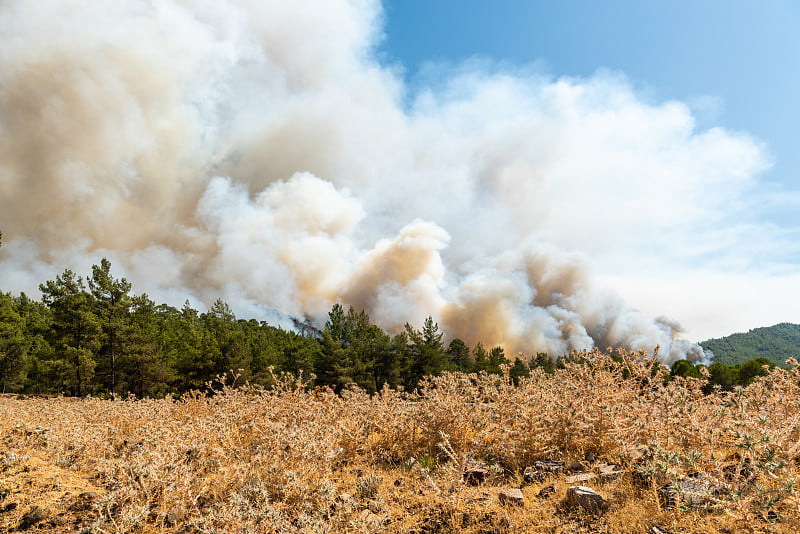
[89,258,132,396]
[531,352,555,374]
[404,316,446,389]
[472,342,488,373]
[509,356,530,385]
[40,269,101,396]
[325,303,348,344]
[487,346,509,374]
[446,338,471,372]
[247,321,282,386]
[203,299,251,383]
[315,330,350,390]
[0,292,28,392]
[280,333,318,383]
[125,294,172,397]
[13,293,53,393]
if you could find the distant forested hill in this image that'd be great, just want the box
[701,323,800,367]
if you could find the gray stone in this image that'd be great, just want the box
[599,470,625,481]
[498,488,524,506]
[570,461,587,472]
[463,466,489,486]
[566,486,605,513]
[523,467,545,484]
[597,463,625,481]
[534,459,565,473]
[659,473,720,508]
[566,472,596,484]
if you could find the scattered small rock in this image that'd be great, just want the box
[534,459,566,473]
[570,461,587,472]
[523,467,545,484]
[566,486,605,513]
[538,484,557,498]
[597,463,625,481]
[566,472,597,484]
[652,527,669,534]
[337,493,352,503]
[464,465,490,486]
[498,488,524,506]
[0,489,8,500]
[19,505,51,529]
[599,471,625,481]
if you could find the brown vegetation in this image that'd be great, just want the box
[1,349,799,533]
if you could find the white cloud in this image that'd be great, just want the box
[0,0,795,362]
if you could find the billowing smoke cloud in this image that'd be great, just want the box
[0,1,770,363]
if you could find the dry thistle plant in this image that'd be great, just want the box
[0,349,798,533]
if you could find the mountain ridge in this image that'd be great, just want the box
[700,322,800,367]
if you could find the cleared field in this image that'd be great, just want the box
[1,349,799,533]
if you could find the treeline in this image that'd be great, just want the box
[0,258,540,397]
[0,245,787,398]
[669,357,777,393]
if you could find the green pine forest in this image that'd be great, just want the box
[700,323,800,367]
[0,232,794,397]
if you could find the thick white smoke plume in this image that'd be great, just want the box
[0,1,769,363]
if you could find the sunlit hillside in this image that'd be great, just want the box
[702,323,800,368]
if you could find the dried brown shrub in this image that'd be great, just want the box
[1,350,798,533]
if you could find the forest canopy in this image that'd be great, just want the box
[0,255,783,397]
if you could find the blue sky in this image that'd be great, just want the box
[376,0,800,339]
[380,0,800,223]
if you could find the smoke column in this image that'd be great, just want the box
[0,1,769,363]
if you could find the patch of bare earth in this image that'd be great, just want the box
[0,448,103,533]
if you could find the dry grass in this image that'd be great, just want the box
[1,349,799,533]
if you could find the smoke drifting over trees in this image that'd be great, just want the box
[0,1,769,363]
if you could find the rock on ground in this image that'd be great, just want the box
[567,486,605,513]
